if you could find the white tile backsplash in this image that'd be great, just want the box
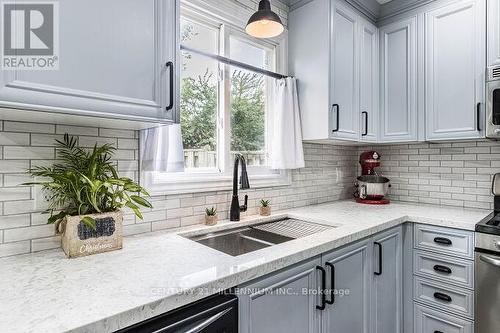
[0,121,357,258]
[361,141,500,210]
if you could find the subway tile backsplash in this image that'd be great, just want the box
[1,120,498,258]
[360,141,500,210]
[0,121,357,258]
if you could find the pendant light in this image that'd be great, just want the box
[246,0,284,39]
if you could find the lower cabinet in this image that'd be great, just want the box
[238,256,322,333]
[414,303,473,333]
[238,226,403,333]
[371,226,403,333]
[321,237,372,333]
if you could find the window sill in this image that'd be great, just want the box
[141,170,291,196]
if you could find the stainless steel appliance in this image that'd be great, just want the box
[117,293,238,332]
[486,66,500,138]
[475,173,500,332]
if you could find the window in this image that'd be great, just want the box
[142,5,289,194]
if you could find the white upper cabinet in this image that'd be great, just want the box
[488,0,500,67]
[330,1,360,141]
[289,0,331,141]
[0,0,178,127]
[289,0,378,143]
[424,0,485,140]
[379,17,418,142]
[359,19,379,142]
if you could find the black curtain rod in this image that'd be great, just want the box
[180,45,289,80]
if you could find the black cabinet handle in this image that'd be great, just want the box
[477,102,481,131]
[434,237,452,246]
[434,331,444,333]
[374,242,382,275]
[433,264,452,274]
[331,104,340,132]
[316,266,326,310]
[166,61,174,111]
[433,292,452,302]
[325,262,335,305]
[362,111,368,136]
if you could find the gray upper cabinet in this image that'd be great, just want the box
[359,18,379,143]
[289,0,378,143]
[488,0,500,67]
[0,0,178,127]
[330,1,360,141]
[424,0,485,140]
[379,16,418,142]
[371,226,403,333]
[238,257,322,333]
[321,238,371,333]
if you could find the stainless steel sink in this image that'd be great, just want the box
[187,218,333,256]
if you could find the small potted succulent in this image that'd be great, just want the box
[205,207,218,226]
[259,199,271,216]
[24,134,152,258]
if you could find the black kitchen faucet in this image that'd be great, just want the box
[230,154,250,221]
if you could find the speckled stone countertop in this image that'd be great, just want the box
[0,200,489,333]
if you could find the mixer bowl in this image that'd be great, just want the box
[356,175,390,200]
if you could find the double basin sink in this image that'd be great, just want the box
[187,218,333,256]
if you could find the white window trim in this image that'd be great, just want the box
[141,0,290,196]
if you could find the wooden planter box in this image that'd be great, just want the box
[260,206,271,216]
[60,211,123,258]
[205,215,218,226]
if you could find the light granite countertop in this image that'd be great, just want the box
[0,200,490,333]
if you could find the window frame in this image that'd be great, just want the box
[141,2,290,195]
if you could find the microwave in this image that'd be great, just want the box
[487,66,500,138]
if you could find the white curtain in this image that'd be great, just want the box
[140,124,185,172]
[269,77,305,170]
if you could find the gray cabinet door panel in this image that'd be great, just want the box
[330,0,359,141]
[0,0,177,122]
[379,17,418,142]
[372,226,403,333]
[425,0,485,140]
[322,238,371,333]
[238,257,322,333]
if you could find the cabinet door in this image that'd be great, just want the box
[322,238,371,333]
[488,0,500,67]
[330,1,359,141]
[238,257,322,333]
[371,226,403,333]
[425,0,485,140]
[379,17,418,142]
[0,0,177,123]
[359,19,379,143]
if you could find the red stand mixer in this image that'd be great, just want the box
[355,151,391,205]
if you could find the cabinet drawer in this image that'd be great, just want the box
[413,250,474,289]
[414,277,474,319]
[414,303,473,333]
[414,224,474,259]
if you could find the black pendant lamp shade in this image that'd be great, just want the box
[246,0,284,39]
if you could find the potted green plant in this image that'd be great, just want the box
[24,134,152,258]
[260,199,271,216]
[205,207,218,226]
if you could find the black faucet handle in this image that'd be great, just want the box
[240,195,248,212]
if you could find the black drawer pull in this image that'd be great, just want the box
[434,331,444,333]
[433,265,452,274]
[374,242,382,275]
[165,61,175,111]
[434,237,452,246]
[331,104,340,133]
[434,292,452,302]
[325,262,335,305]
[316,266,326,310]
